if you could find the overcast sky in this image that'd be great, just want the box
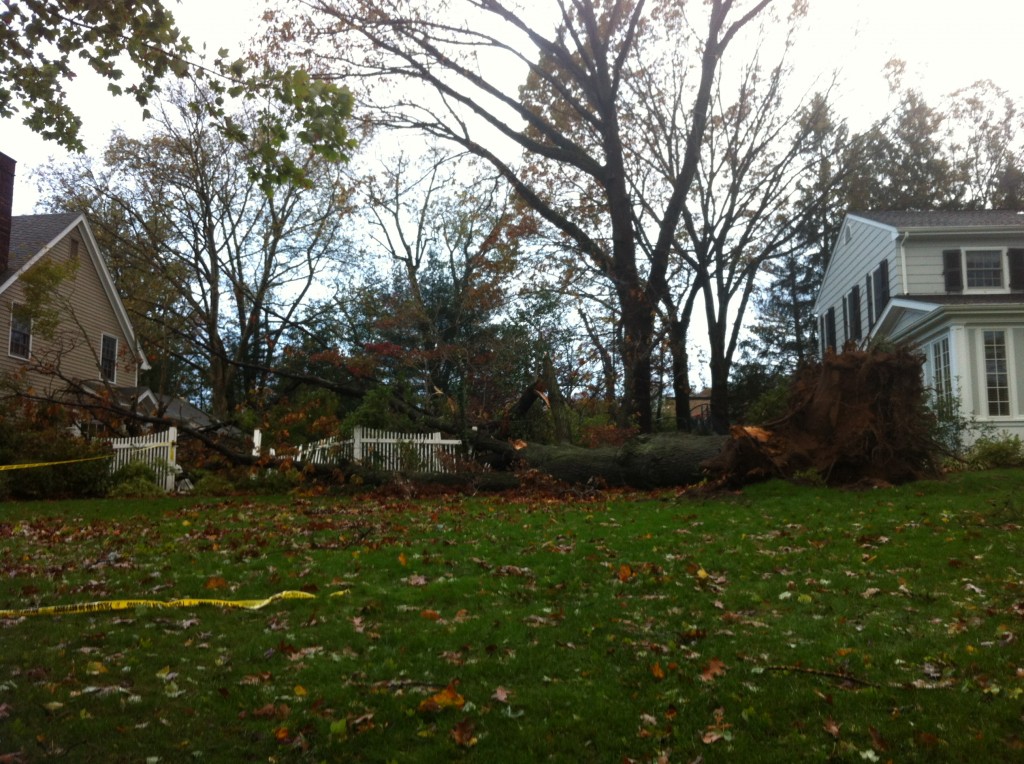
[3,0,1023,214]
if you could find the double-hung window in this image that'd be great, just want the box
[930,337,953,414]
[100,334,118,383]
[966,250,1003,288]
[982,330,1011,417]
[9,304,31,360]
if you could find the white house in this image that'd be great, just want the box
[814,210,1024,441]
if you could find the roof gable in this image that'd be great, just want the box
[1,213,147,369]
[2,213,81,288]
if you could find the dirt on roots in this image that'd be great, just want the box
[704,346,943,487]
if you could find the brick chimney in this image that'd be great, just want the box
[0,152,14,273]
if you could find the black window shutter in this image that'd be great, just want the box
[865,274,874,326]
[1008,248,1024,290]
[825,307,837,351]
[943,249,963,292]
[842,296,849,343]
[849,285,862,340]
[873,259,890,315]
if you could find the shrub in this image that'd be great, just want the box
[0,429,112,499]
[245,466,301,495]
[108,461,166,499]
[967,433,1024,470]
[191,471,236,496]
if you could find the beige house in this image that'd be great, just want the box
[0,151,147,401]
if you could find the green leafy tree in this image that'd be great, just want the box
[1,0,355,188]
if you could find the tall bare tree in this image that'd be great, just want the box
[279,0,775,432]
[39,80,353,419]
[679,60,838,433]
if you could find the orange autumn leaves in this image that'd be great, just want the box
[417,681,465,714]
[650,657,727,683]
[416,681,477,749]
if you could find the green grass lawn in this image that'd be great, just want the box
[0,471,1021,762]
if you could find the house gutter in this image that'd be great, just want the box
[898,231,909,296]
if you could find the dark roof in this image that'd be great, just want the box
[2,213,81,287]
[853,210,1024,229]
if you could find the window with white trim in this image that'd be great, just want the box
[982,330,1010,417]
[966,250,1003,288]
[9,304,31,360]
[101,334,118,383]
[930,337,953,414]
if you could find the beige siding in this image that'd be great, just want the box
[1,224,137,397]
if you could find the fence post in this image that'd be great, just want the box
[165,426,178,492]
[353,425,364,463]
[252,429,262,458]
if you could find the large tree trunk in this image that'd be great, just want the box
[667,318,692,432]
[475,432,727,489]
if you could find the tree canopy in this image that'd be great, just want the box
[281,0,778,432]
[2,0,356,189]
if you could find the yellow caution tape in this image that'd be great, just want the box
[0,454,114,472]
[0,442,174,472]
[0,590,315,618]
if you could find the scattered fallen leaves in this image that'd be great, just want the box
[699,658,727,683]
[418,681,465,714]
[869,725,889,752]
[203,576,228,590]
[702,707,731,744]
[451,718,478,748]
[823,717,841,739]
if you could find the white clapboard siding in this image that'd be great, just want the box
[290,426,461,473]
[108,427,177,492]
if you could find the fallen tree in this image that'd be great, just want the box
[703,346,943,487]
[473,431,728,489]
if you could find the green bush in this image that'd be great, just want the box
[0,429,112,500]
[108,461,165,499]
[108,475,166,499]
[244,466,301,495]
[967,433,1024,470]
[190,471,236,496]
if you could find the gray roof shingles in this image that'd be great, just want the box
[853,210,1024,229]
[2,212,81,289]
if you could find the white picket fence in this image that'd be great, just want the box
[108,427,178,492]
[258,426,462,473]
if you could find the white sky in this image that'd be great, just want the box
[3,0,1023,214]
